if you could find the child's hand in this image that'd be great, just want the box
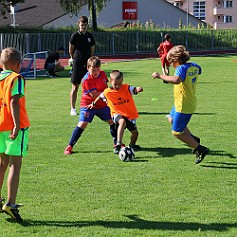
[9,127,20,140]
[152,72,161,79]
[86,103,94,109]
[136,87,143,93]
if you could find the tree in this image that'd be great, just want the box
[0,0,25,18]
[58,0,109,31]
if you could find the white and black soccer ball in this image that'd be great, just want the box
[119,146,135,162]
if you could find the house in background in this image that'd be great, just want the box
[0,0,203,29]
[166,0,236,29]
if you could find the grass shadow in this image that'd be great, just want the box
[200,161,237,170]
[16,215,237,232]
[141,147,192,158]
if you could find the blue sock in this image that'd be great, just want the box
[69,126,84,147]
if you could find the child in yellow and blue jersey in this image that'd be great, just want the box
[152,45,209,164]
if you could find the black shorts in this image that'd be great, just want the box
[71,60,87,85]
[113,114,137,132]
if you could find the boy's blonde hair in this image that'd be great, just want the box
[87,56,101,68]
[0,47,21,66]
[110,70,123,80]
[167,45,190,65]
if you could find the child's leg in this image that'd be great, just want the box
[97,107,118,146]
[7,155,22,205]
[172,111,199,149]
[166,65,170,76]
[117,118,126,144]
[106,121,117,145]
[68,122,88,147]
[0,154,9,199]
[129,129,138,146]
[174,133,199,149]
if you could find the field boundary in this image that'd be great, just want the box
[60,49,237,66]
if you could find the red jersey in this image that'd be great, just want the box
[80,70,108,109]
[159,41,174,55]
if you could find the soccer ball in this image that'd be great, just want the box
[119,146,135,162]
[68,58,73,66]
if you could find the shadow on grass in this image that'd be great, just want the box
[200,161,237,170]
[139,111,169,115]
[141,147,192,158]
[139,112,216,116]
[14,215,236,232]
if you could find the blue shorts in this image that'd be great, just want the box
[169,107,192,135]
[79,106,111,123]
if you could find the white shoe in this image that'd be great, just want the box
[70,108,77,116]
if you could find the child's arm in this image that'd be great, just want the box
[152,72,182,84]
[89,90,103,99]
[86,93,104,109]
[9,94,20,139]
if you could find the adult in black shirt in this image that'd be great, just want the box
[69,16,95,116]
[44,46,65,77]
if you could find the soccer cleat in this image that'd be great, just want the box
[129,144,142,151]
[113,144,121,154]
[70,108,77,116]
[113,143,125,148]
[0,198,5,213]
[64,145,73,155]
[2,204,23,221]
[195,145,209,164]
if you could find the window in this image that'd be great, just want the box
[223,1,232,8]
[193,1,206,21]
[223,15,232,23]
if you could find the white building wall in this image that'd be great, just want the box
[44,0,202,29]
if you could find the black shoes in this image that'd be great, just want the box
[195,145,209,164]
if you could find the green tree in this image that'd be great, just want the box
[58,0,109,31]
[0,0,25,18]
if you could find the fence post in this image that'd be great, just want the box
[136,32,139,53]
[211,30,214,50]
[37,33,41,52]
[112,32,115,54]
[185,30,189,49]
[63,32,67,57]
[25,33,30,53]
[0,33,3,51]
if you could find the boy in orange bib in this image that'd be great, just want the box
[88,70,143,154]
[0,47,30,221]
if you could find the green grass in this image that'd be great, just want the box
[1,56,237,236]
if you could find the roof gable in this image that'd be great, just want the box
[0,0,68,28]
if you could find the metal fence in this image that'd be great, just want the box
[1,29,237,56]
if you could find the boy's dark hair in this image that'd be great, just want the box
[110,70,123,80]
[167,45,190,65]
[164,34,171,41]
[78,16,88,24]
[87,56,101,68]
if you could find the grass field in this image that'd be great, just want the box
[1,55,237,237]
